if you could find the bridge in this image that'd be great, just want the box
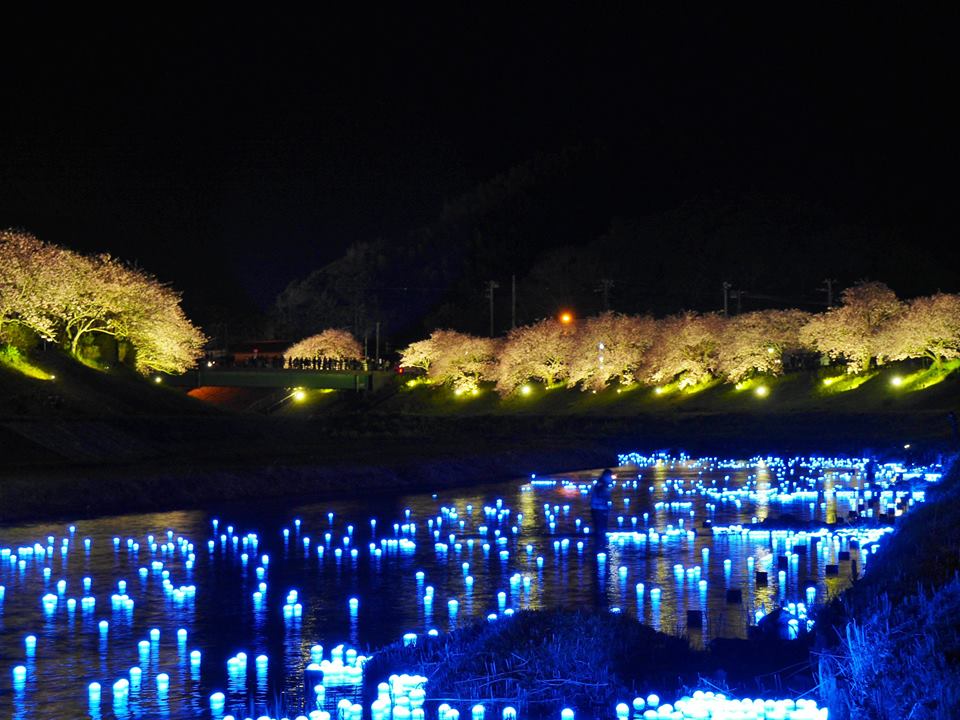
[164,368,395,392]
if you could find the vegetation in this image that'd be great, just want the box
[817,455,960,720]
[800,282,903,374]
[285,328,362,360]
[0,230,205,374]
[718,309,810,383]
[363,610,815,718]
[879,293,960,372]
[494,319,573,395]
[565,313,657,392]
[400,282,960,395]
[0,344,52,380]
[820,579,960,720]
[399,330,500,394]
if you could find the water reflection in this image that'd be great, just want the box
[0,455,939,719]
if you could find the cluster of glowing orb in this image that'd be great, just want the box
[0,452,941,719]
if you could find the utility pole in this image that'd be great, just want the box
[722,281,732,317]
[511,275,517,329]
[822,278,837,307]
[375,321,381,364]
[485,280,500,337]
[596,278,614,311]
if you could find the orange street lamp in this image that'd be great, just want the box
[559,311,573,325]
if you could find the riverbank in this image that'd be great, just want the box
[816,453,960,720]
[2,349,958,524]
[2,410,956,524]
[363,609,816,718]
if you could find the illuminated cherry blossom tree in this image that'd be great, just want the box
[878,293,960,371]
[718,309,811,383]
[285,328,362,360]
[399,334,438,373]
[430,331,499,393]
[0,230,206,374]
[800,281,902,373]
[55,253,139,356]
[125,308,204,374]
[644,312,725,388]
[565,312,657,391]
[0,230,68,342]
[492,318,575,395]
[399,330,500,393]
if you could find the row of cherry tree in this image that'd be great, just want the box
[0,230,206,374]
[400,282,960,395]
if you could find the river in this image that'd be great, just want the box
[0,454,938,719]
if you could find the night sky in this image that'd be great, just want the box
[2,8,957,330]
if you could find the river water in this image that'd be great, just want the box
[0,454,938,719]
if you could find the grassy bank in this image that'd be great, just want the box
[284,357,960,418]
[816,454,960,720]
[362,610,815,718]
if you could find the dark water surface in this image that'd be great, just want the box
[0,455,938,719]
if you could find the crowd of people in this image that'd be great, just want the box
[203,355,392,371]
[285,355,373,371]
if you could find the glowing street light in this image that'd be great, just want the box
[559,311,573,325]
[890,375,903,387]
[754,385,769,398]
[292,389,307,402]
[520,385,532,396]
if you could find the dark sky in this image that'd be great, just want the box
[2,8,957,321]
